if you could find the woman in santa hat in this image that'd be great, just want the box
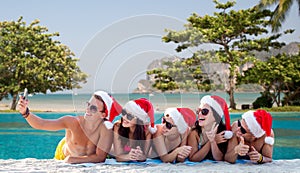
[188,95,233,162]
[225,109,274,164]
[113,98,157,162]
[151,107,196,163]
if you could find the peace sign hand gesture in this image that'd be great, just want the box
[206,122,219,143]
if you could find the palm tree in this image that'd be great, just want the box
[259,0,300,32]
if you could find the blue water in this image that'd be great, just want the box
[0,112,299,160]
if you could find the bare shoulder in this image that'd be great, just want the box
[189,129,199,137]
[153,124,164,137]
[113,121,121,132]
[60,115,79,128]
[271,129,275,137]
[100,121,113,132]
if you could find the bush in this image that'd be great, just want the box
[252,92,273,109]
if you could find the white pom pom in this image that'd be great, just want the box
[265,136,274,145]
[224,131,233,139]
[104,121,113,129]
[148,125,157,134]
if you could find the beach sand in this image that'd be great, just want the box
[1,159,300,173]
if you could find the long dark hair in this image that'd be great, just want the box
[193,108,228,154]
[118,117,146,151]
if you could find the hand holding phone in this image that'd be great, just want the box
[19,88,30,118]
[23,88,28,100]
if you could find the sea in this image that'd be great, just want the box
[0,93,299,160]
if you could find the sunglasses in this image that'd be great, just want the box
[196,108,210,116]
[86,102,105,113]
[122,109,136,121]
[162,118,177,130]
[238,120,247,134]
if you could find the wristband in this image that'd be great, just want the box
[257,154,263,164]
[22,107,30,118]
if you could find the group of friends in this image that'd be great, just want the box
[18,90,274,164]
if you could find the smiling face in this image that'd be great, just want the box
[197,103,216,127]
[121,109,138,128]
[162,115,178,137]
[236,119,256,142]
[84,95,106,121]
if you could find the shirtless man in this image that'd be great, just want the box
[18,90,122,164]
[225,109,274,164]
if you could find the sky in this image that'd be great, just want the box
[1,0,299,94]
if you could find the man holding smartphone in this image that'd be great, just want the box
[18,90,122,164]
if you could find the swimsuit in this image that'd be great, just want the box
[123,145,131,153]
[54,137,66,160]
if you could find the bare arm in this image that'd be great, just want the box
[206,124,224,161]
[261,129,274,163]
[224,134,239,163]
[18,96,72,131]
[152,125,181,163]
[113,124,134,162]
[248,130,274,163]
[176,130,192,162]
[188,130,211,162]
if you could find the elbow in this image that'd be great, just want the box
[97,157,106,163]
[224,156,236,164]
[188,155,199,162]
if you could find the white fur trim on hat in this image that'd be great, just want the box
[200,96,223,117]
[242,111,265,138]
[265,136,275,145]
[224,131,233,139]
[165,108,188,134]
[148,125,157,134]
[124,101,148,123]
[104,121,113,129]
[94,91,113,115]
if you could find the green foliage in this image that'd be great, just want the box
[259,0,300,32]
[158,0,291,109]
[0,17,87,110]
[147,55,215,92]
[238,52,300,107]
[252,91,273,109]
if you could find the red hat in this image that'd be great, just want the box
[123,98,157,134]
[163,108,196,134]
[242,109,274,145]
[94,91,122,129]
[200,95,233,139]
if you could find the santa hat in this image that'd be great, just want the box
[123,98,157,134]
[94,91,122,129]
[242,109,274,145]
[164,108,196,134]
[200,95,233,139]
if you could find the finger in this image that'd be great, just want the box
[248,151,256,156]
[214,124,219,133]
[177,154,185,159]
[240,136,245,145]
[251,146,256,151]
[136,146,141,150]
[218,131,225,135]
[211,122,216,131]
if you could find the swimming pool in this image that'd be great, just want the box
[0,112,299,159]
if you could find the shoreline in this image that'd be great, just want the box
[0,158,300,173]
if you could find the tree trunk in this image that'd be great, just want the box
[10,93,18,110]
[228,74,236,109]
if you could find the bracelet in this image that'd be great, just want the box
[257,154,263,164]
[22,107,30,118]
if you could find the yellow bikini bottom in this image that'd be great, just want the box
[54,137,66,160]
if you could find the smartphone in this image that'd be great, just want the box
[23,88,28,100]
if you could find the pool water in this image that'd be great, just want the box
[0,112,299,159]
